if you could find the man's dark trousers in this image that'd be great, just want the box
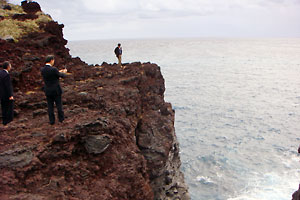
[1,99,13,125]
[46,94,64,124]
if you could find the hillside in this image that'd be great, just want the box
[0,1,190,199]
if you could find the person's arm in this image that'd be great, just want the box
[54,67,66,78]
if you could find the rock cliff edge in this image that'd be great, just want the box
[0,1,190,200]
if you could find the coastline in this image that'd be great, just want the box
[0,1,190,199]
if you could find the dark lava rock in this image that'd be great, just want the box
[0,146,34,168]
[32,109,47,117]
[21,65,32,73]
[2,5,12,10]
[52,133,68,143]
[293,185,300,200]
[84,135,112,154]
[21,1,41,14]
[12,13,38,21]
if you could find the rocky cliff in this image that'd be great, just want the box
[292,147,300,200]
[0,1,190,200]
[293,186,300,200]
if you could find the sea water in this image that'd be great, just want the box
[67,38,300,200]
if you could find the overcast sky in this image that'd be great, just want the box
[8,0,300,41]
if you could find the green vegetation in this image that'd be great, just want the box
[0,1,25,17]
[0,2,52,41]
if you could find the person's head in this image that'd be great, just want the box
[45,55,55,65]
[118,43,121,47]
[2,61,12,71]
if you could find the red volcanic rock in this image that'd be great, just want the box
[21,1,41,14]
[0,20,71,91]
[0,62,189,200]
[12,13,38,20]
[42,21,67,45]
[0,3,190,199]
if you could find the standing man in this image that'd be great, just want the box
[0,61,14,126]
[114,43,122,66]
[41,55,67,125]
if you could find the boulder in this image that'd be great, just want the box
[21,1,41,14]
[2,5,11,10]
[0,147,34,168]
[84,135,112,154]
[293,185,300,200]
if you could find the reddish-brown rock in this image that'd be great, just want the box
[0,2,190,200]
[21,1,41,14]
[12,13,38,21]
[293,185,300,200]
[0,20,71,91]
[0,61,190,200]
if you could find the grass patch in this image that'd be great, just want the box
[0,18,39,40]
[0,2,25,17]
[0,2,52,41]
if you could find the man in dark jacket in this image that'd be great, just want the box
[41,55,67,125]
[0,61,14,125]
[114,43,122,66]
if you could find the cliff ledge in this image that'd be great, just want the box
[0,1,190,200]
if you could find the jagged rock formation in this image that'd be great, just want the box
[0,1,190,200]
[292,146,300,200]
[293,185,300,200]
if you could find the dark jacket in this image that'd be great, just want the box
[41,65,66,96]
[0,69,13,100]
[114,47,122,57]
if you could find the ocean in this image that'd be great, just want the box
[67,38,300,200]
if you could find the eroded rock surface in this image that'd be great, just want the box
[0,2,189,200]
[0,62,190,200]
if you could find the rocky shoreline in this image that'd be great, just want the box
[292,147,300,200]
[0,1,190,199]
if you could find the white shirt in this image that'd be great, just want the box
[4,69,9,74]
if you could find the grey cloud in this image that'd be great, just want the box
[7,0,300,40]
